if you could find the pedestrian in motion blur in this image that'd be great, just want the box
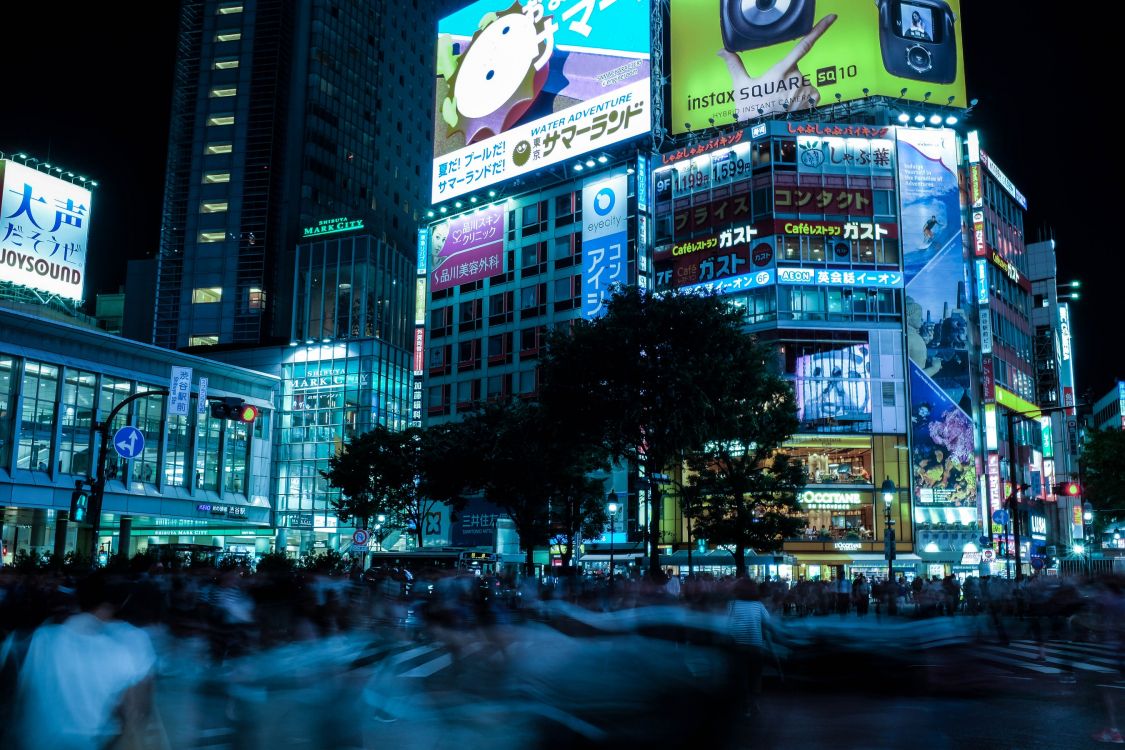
[727,579,774,718]
[7,571,165,750]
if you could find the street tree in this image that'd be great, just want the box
[451,399,606,575]
[322,425,464,549]
[1083,428,1125,529]
[549,471,610,570]
[540,285,780,576]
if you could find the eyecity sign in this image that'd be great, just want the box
[302,217,365,238]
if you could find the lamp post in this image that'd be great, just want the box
[375,514,386,552]
[607,494,619,589]
[882,477,896,593]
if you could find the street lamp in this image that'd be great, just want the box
[375,514,386,551]
[607,494,619,589]
[882,477,896,592]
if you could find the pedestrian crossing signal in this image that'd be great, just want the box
[1053,481,1081,498]
[70,480,90,523]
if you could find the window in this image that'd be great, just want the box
[189,335,219,346]
[99,377,132,481]
[429,344,451,374]
[207,114,235,126]
[215,30,242,42]
[518,368,538,396]
[195,410,221,491]
[204,171,231,183]
[133,396,162,486]
[0,356,14,471]
[458,339,480,370]
[213,57,240,70]
[17,361,58,472]
[487,332,512,363]
[200,201,229,213]
[521,242,546,269]
[487,373,512,401]
[223,419,249,494]
[427,384,450,415]
[58,368,96,476]
[209,86,237,98]
[198,231,226,243]
[205,143,233,154]
[553,275,579,311]
[458,298,482,332]
[456,379,481,407]
[520,283,544,310]
[429,305,452,337]
[488,291,513,324]
[165,410,190,488]
[218,2,243,13]
[248,287,265,309]
[519,326,543,357]
[192,287,223,303]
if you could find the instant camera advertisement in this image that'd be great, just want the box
[669,0,965,134]
[432,0,651,202]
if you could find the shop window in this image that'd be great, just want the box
[17,361,58,472]
[58,368,96,476]
[0,357,15,471]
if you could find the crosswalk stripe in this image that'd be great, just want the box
[1005,642,1119,670]
[400,640,488,678]
[975,646,1064,674]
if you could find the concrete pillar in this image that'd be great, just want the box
[118,516,133,558]
[53,511,69,563]
[276,528,288,554]
[30,508,48,548]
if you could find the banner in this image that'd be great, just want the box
[429,205,505,292]
[581,170,628,318]
[670,0,966,134]
[898,127,975,516]
[432,0,651,201]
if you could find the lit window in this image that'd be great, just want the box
[207,114,235,126]
[203,171,230,183]
[189,335,219,347]
[213,57,240,70]
[215,31,242,42]
[248,287,265,309]
[217,3,243,13]
[198,231,226,243]
[192,287,223,303]
[200,201,229,214]
[205,143,232,154]
[210,86,237,98]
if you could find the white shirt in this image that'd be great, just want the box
[14,612,156,750]
[727,600,770,648]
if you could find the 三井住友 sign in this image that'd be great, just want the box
[302,217,364,238]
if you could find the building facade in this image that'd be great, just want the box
[153,0,437,351]
[0,305,276,565]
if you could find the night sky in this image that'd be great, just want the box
[1,3,1120,399]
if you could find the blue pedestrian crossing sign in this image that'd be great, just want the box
[991,509,1010,526]
[113,426,145,459]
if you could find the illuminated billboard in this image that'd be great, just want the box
[670,0,966,135]
[0,160,91,301]
[429,205,506,292]
[432,0,651,202]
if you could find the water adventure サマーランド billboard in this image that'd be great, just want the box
[433,0,651,202]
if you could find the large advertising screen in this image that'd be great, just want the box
[897,127,976,516]
[0,160,91,301]
[432,0,651,202]
[794,343,872,428]
[669,0,965,135]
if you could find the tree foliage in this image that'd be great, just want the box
[449,399,607,574]
[1084,428,1125,526]
[322,425,465,548]
[540,286,796,575]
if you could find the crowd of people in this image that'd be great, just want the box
[2,558,1125,748]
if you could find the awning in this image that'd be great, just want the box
[789,553,853,563]
[580,552,645,562]
[848,553,923,563]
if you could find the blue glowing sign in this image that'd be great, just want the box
[776,266,903,288]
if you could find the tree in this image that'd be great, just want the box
[322,425,464,549]
[540,286,779,576]
[451,399,606,576]
[549,471,609,570]
[1083,428,1125,529]
[687,337,805,576]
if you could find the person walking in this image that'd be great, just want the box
[852,574,870,618]
[727,579,775,718]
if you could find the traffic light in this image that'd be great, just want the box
[70,480,90,523]
[1053,481,1081,498]
[209,397,259,423]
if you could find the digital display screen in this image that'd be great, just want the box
[897,2,940,43]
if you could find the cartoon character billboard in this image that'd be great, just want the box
[670,0,965,134]
[433,0,651,202]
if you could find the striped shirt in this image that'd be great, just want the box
[727,600,770,647]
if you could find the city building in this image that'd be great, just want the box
[1028,238,1083,551]
[152,0,439,351]
[0,304,276,565]
[1091,382,1125,432]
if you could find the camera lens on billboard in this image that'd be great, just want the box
[907,45,932,73]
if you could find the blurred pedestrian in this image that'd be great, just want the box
[8,571,165,750]
[727,578,775,718]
